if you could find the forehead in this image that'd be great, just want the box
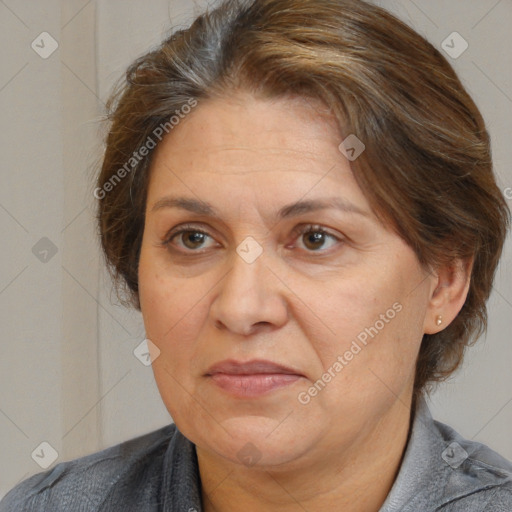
[147,92,371,215]
[152,92,341,165]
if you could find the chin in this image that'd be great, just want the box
[190,415,320,469]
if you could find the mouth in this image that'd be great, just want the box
[205,359,304,398]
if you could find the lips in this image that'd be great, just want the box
[205,359,304,398]
[205,359,303,377]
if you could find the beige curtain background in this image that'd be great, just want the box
[1,0,511,498]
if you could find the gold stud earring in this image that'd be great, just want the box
[436,315,442,326]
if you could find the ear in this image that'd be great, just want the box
[423,257,473,334]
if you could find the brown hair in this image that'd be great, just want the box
[97,0,510,396]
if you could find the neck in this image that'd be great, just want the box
[197,397,413,512]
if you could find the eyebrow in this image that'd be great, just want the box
[151,196,369,219]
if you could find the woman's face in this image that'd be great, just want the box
[138,92,437,470]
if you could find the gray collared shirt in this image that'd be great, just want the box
[2,398,511,511]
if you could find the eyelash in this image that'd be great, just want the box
[162,223,343,255]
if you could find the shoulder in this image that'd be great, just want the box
[0,424,176,512]
[433,418,512,511]
[438,484,512,511]
[382,399,512,511]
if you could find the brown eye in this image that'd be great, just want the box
[164,226,217,252]
[303,231,327,250]
[291,224,341,253]
[180,231,209,249]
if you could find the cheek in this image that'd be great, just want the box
[292,274,398,353]
[139,260,211,421]
[295,263,428,398]
[138,251,208,358]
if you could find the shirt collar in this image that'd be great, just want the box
[162,427,203,512]
[379,397,512,511]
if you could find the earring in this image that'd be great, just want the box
[436,315,442,326]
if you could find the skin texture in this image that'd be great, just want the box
[138,92,471,512]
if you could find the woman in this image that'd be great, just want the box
[2,0,511,510]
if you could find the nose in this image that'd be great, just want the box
[210,247,289,336]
